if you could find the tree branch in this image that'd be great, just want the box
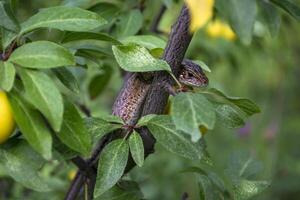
[138,5,192,156]
[64,172,85,200]
[64,4,192,200]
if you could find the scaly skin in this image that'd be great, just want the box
[112,59,209,125]
[112,73,151,125]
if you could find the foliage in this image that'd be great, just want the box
[0,0,299,199]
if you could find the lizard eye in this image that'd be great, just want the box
[187,72,193,78]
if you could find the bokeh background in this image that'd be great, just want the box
[1,0,300,199]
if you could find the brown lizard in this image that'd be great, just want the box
[112,59,209,126]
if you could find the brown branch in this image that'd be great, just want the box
[65,133,111,199]
[71,156,97,177]
[64,172,85,200]
[64,4,192,200]
[138,5,192,156]
[2,40,17,61]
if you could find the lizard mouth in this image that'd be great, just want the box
[179,75,209,87]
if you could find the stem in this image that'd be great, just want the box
[169,72,182,88]
[150,4,167,33]
[64,172,85,200]
[84,183,88,200]
[2,40,17,61]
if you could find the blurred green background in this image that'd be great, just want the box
[1,0,300,199]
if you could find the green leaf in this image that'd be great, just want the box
[182,166,226,193]
[150,48,164,58]
[96,181,143,200]
[57,99,91,156]
[201,88,260,117]
[171,93,216,142]
[52,67,79,93]
[9,41,75,69]
[259,0,281,36]
[94,139,129,198]
[114,9,143,38]
[121,35,166,50]
[271,0,300,21]
[1,28,17,49]
[143,115,204,160]
[8,90,52,160]
[193,60,211,72]
[112,44,171,72]
[89,2,120,22]
[100,115,124,124]
[62,31,121,45]
[163,0,174,8]
[85,117,122,141]
[88,65,113,99]
[0,141,50,191]
[216,0,257,44]
[225,151,270,199]
[231,99,260,116]
[20,6,107,35]
[198,175,221,200]
[136,114,158,126]
[0,1,19,32]
[128,131,144,167]
[215,104,245,129]
[225,151,263,180]
[0,61,15,91]
[61,0,90,8]
[52,136,79,160]
[18,68,64,132]
[76,48,110,61]
[232,179,270,200]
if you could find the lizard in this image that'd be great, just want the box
[112,59,209,126]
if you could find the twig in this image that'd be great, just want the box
[181,192,189,200]
[139,0,147,12]
[2,40,17,61]
[150,5,167,33]
[65,133,111,200]
[78,103,91,117]
[64,172,85,200]
[71,156,89,172]
[71,156,97,177]
[87,173,96,200]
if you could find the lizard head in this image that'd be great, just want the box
[179,59,209,87]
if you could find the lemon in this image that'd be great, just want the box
[206,20,236,41]
[206,20,223,38]
[0,91,15,144]
[221,23,236,41]
[186,0,215,32]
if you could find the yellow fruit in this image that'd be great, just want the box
[222,24,236,40]
[186,0,215,32]
[68,169,77,180]
[0,91,15,144]
[206,20,223,38]
[206,20,236,41]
